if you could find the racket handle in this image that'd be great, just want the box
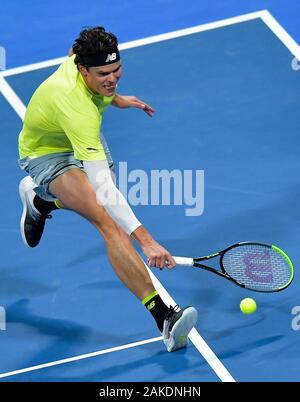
[173,256,194,266]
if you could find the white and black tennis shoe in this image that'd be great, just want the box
[19,176,52,248]
[162,305,198,352]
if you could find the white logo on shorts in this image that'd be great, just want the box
[105,53,117,63]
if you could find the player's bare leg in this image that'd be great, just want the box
[19,169,197,351]
[49,169,197,351]
[49,168,155,300]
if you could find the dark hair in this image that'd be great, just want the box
[72,27,118,69]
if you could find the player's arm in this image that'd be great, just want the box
[83,159,176,269]
[112,94,155,117]
[56,87,170,267]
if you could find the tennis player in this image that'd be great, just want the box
[18,27,197,352]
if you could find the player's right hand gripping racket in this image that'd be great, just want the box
[173,242,294,292]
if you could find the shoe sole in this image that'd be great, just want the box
[19,176,36,248]
[167,307,198,352]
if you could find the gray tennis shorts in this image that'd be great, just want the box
[18,133,114,202]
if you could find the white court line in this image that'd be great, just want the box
[0,264,235,381]
[0,76,26,119]
[260,10,300,59]
[145,265,235,382]
[0,336,162,379]
[0,10,266,77]
[0,8,297,381]
[0,10,268,122]
[1,9,299,119]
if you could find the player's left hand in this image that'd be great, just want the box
[112,95,155,117]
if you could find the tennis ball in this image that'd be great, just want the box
[240,298,257,314]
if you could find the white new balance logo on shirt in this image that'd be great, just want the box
[105,53,117,63]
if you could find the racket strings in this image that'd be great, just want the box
[222,244,292,291]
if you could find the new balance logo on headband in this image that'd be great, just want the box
[105,53,117,63]
[81,49,120,66]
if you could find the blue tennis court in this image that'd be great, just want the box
[0,2,300,382]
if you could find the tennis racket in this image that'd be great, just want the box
[173,242,294,292]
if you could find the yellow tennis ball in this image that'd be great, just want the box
[240,298,257,314]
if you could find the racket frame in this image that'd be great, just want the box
[188,242,294,292]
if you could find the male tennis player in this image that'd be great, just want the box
[18,27,197,352]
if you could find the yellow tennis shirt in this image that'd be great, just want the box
[18,55,114,161]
